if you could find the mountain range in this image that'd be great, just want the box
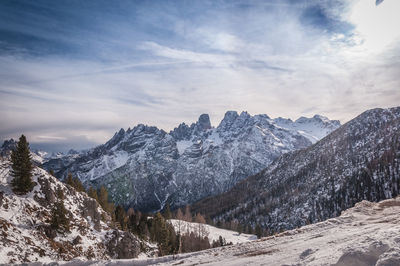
[40,111,340,212]
[192,107,400,233]
[1,106,400,265]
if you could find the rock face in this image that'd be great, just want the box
[192,107,400,234]
[0,158,146,264]
[105,230,141,259]
[0,139,16,157]
[42,111,340,212]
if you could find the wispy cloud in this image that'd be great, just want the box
[0,0,399,152]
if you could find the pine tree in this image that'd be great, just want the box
[65,173,85,192]
[115,205,127,230]
[175,208,184,234]
[255,224,262,239]
[73,177,85,192]
[184,205,192,222]
[237,223,243,235]
[66,173,74,187]
[163,203,172,220]
[97,185,114,215]
[11,135,34,194]
[152,212,170,256]
[50,200,70,233]
[87,186,99,201]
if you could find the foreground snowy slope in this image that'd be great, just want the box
[0,158,150,264]
[50,197,400,265]
[42,111,339,212]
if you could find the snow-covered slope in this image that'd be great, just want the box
[0,158,150,264]
[169,219,256,245]
[47,197,400,265]
[42,111,340,212]
[274,114,340,143]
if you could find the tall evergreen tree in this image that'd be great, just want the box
[87,186,99,201]
[65,173,85,192]
[11,135,34,194]
[255,224,263,239]
[50,200,70,233]
[115,205,127,230]
[184,205,192,222]
[97,186,115,216]
[163,203,172,220]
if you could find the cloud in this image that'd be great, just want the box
[0,0,399,152]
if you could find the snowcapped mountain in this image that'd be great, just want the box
[192,107,400,234]
[42,111,340,212]
[0,158,152,264]
[275,114,340,143]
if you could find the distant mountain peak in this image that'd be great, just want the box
[194,113,212,133]
[218,111,239,130]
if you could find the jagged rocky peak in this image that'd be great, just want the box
[197,113,212,130]
[170,122,192,141]
[218,110,239,130]
[104,128,126,150]
[0,138,17,156]
[217,111,254,132]
[1,138,16,149]
[170,113,212,141]
[191,113,212,137]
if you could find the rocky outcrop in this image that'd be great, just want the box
[81,197,104,231]
[0,159,150,264]
[0,139,16,157]
[105,230,141,259]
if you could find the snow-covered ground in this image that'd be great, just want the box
[0,158,153,264]
[57,197,400,266]
[169,219,257,244]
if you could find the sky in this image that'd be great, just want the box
[0,0,399,152]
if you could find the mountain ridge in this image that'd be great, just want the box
[37,111,340,212]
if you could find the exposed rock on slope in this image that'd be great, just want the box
[0,158,145,264]
[192,107,400,233]
[42,111,340,212]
